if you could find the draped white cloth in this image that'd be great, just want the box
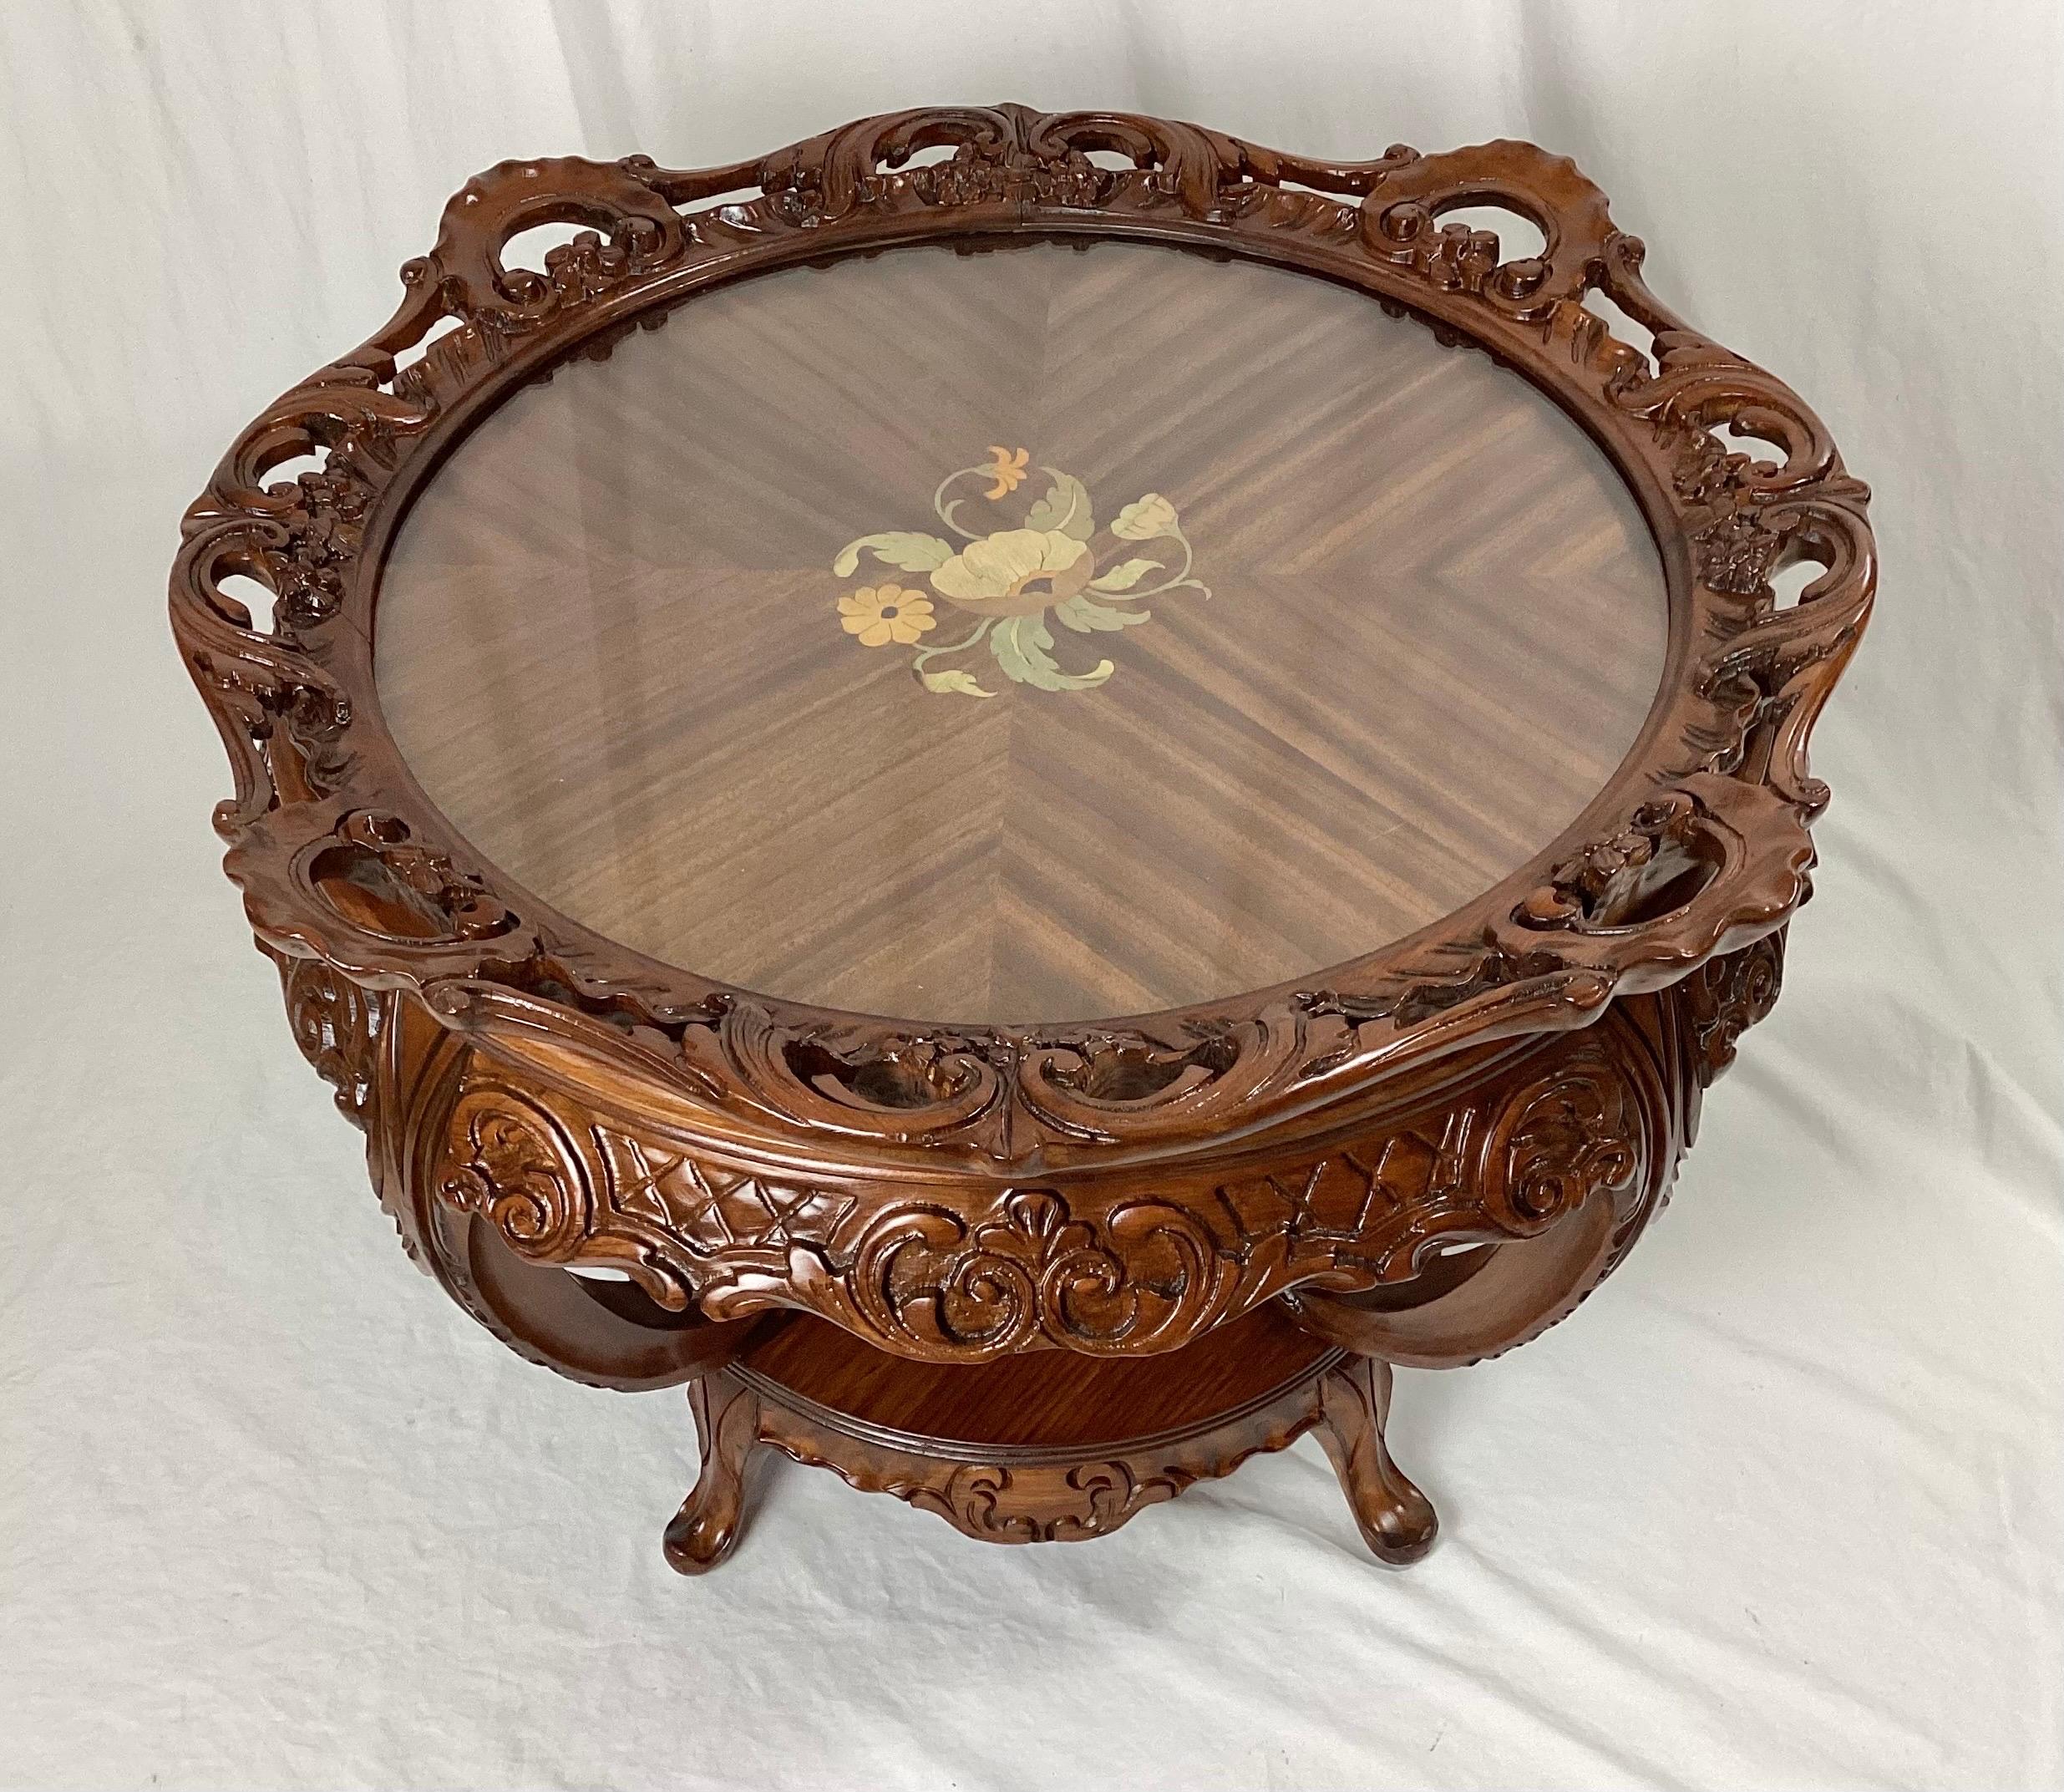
[3,3,2058,1787]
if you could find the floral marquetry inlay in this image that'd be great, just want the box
[832,450,1209,696]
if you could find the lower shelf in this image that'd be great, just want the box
[665,1302,1439,1570]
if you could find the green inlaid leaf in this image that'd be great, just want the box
[919,668,997,698]
[1088,557,1163,593]
[1056,593,1153,633]
[987,615,1042,685]
[1024,469,1094,541]
[832,531,953,576]
[990,614,1114,690]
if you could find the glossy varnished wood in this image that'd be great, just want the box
[667,1307,1438,1566]
[172,110,1873,1576]
[737,1298,1337,1449]
[376,240,1666,1023]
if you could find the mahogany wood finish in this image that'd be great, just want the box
[660,1303,1441,1568]
[173,108,1873,1574]
[373,238,1668,1023]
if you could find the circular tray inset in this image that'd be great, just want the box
[376,238,1667,1023]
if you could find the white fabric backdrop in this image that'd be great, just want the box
[3,3,2060,1787]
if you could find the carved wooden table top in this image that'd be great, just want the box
[377,236,1666,1023]
[173,106,1874,1571]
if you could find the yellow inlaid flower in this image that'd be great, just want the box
[983,444,1030,500]
[930,529,1093,616]
[839,584,936,647]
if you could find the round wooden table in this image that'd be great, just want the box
[172,108,1874,1571]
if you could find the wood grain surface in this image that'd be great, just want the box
[736,1301,1339,1452]
[180,116,1871,1574]
[375,237,1666,1023]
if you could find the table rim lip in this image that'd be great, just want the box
[172,107,1873,1166]
[365,225,1684,1028]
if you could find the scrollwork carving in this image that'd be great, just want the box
[1588,239,1876,828]
[175,111,1869,1116]
[1295,941,1575,1070]
[438,1084,592,1265]
[190,110,1864,1387]
[269,948,384,1126]
[905,1461,1160,1543]
[1488,772,1814,996]
[1478,1053,1644,1236]
[843,1186,1225,1360]
[1681,930,1786,1084]
[430,1080,707,1315]
[177,112,1886,1576]
[301,810,517,944]
[409,1014,1671,1366]
[735,1364,1326,1551]
[675,1334,1439,1565]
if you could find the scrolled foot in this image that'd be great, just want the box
[1314,1357,1439,1565]
[663,1373,763,1574]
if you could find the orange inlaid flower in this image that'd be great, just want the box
[983,444,1030,500]
[839,584,936,647]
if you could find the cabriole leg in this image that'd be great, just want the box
[1314,1356,1439,1565]
[664,1372,765,1574]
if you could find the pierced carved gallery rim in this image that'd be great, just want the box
[173,106,1872,1571]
